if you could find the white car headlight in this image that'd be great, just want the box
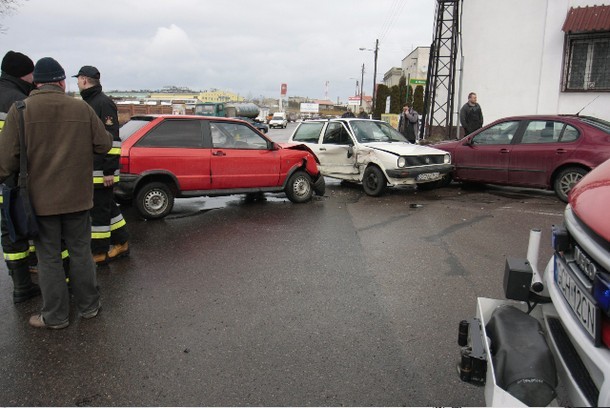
[397,157,406,168]
[444,154,450,164]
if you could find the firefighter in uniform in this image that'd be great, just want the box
[74,66,129,264]
[0,51,40,302]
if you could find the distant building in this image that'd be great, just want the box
[401,47,429,88]
[383,67,404,88]
[197,89,244,103]
[312,99,335,110]
[347,95,373,113]
[148,92,200,102]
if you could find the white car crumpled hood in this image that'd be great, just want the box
[361,142,447,156]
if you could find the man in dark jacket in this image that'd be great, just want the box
[398,103,419,143]
[0,50,40,303]
[459,92,484,136]
[0,57,112,329]
[74,66,129,264]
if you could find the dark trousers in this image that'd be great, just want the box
[91,187,129,254]
[34,210,99,325]
[1,201,35,269]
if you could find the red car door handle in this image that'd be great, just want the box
[499,148,510,153]
[556,149,567,154]
[212,151,226,156]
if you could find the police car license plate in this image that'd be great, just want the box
[416,172,440,182]
[554,256,599,343]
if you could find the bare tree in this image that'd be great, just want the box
[1,0,26,34]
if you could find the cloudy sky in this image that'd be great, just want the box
[1,0,435,102]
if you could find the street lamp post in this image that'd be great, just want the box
[360,64,365,107]
[359,39,379,116]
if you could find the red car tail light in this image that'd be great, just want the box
[120,156,130,174]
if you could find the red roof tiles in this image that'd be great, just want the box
[562,5,610,33]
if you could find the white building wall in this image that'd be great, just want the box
[401,47,430,84]
[459,0,610,124]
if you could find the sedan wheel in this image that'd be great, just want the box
[135,182,175,219]
[554,167,588,202]
[362,166,386,196]
[285,171,313,203]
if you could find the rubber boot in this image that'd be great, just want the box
[10,264,41,303]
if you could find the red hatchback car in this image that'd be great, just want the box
[116,115,325,219]
[434,115,610,201]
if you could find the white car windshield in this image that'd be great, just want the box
[350,120,408,143]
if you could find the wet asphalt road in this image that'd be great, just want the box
[0,125,567,406]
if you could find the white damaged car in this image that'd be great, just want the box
[288,118,453,196]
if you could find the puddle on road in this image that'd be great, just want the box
[165,194,291,219]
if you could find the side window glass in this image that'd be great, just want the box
[211,122,268,149]
[521,121,561,144]
[472,121,519,145]
[292,123,324,143]
[560,124,579,142]
[323,123,352,145]
[136,120,203,148]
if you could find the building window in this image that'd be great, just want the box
[564,33,610,91]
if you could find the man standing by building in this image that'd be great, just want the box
[74,66,129,264]
[0,57,112,329]
[0,50,40,303]
[459,92,484,137]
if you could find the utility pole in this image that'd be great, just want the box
[372,38,379,115]
[360,63,365,107]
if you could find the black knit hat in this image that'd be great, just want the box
[33,57,66,83]
[1,51,34,77]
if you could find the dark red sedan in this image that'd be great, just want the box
[434,115,610,201]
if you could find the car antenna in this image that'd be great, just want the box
[575,95,600,116]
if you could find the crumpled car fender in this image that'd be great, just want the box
[277,142,320,164]
[355,149,391,181]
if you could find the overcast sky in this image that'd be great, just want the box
[1,0,435,102]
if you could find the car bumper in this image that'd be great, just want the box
[114,173,138,200]
[385,164,454,181]
[542,257,610,407]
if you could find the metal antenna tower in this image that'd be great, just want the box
[421,0,461,140]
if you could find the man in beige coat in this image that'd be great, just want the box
[0,57,112,329]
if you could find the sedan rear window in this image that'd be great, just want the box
[293,122,324,143]
[521,121,562,143]
[579,117,610,134]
